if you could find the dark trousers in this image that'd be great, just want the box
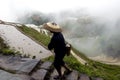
[53,54,65,69]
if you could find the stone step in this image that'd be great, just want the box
[0,70,14,80]
[49,67,66,80]
[32,69,47,80]
[13,74,34,80]
[0,55,40,75]
[78,74,90,80]
[5,55,21,63]
[65,70,79,80]
[0,70,33,80]
[21,58,34,62]
[16,59,40,74]
[40,61,52,70]
[31,61,52,80]
[50,69,58,80]
[0,55,24,72]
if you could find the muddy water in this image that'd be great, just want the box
[0,24,52,59]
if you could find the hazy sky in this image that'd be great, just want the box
[0,0,120,21]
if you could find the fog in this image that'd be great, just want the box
[0,0,120,21]
[54,10,120,60]
[0,0,120,62]
[16,9,120,62]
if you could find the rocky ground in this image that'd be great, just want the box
[0,55,103,80]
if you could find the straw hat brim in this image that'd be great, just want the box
[43,22,62,32]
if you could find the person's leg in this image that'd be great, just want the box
[54,57,63,78]
[55,65,62,77]
[61,55,72,72]
[54,62,64,80]
[63,64,70,71]
[63,64,72,74]
[60,55,72,75]
[61,60,72,74]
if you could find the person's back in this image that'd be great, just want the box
[50,32,66,54]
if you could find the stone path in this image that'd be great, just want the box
[0,55,103,80]
[0,55,40,74]
[0,70,33,80]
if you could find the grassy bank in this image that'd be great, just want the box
[16,25,51,47]
[0,37,20,55]
[17,25,120,80]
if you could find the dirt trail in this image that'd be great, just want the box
[71,50,87,65]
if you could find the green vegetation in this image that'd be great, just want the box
[0,37,21,55]
[17,25,120,80]
[0,37,8,49]
[44,55,120,80]
[17,25,51,46]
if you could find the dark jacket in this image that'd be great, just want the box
[48,32,66,56]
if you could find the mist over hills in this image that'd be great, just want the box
[16,10,120,62]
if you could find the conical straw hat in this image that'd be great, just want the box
[43,22,62,32]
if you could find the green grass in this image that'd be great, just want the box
[17,25,51,47]
[0,37,8,49]
[44,55,120,80]
[17,25,120,80]
[0,37,21,55]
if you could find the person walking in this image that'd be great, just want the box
[43,22,72,79]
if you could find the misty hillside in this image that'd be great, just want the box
[16,10,120,63]
[0,20,120,80]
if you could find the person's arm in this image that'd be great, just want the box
[48,38,54,50]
